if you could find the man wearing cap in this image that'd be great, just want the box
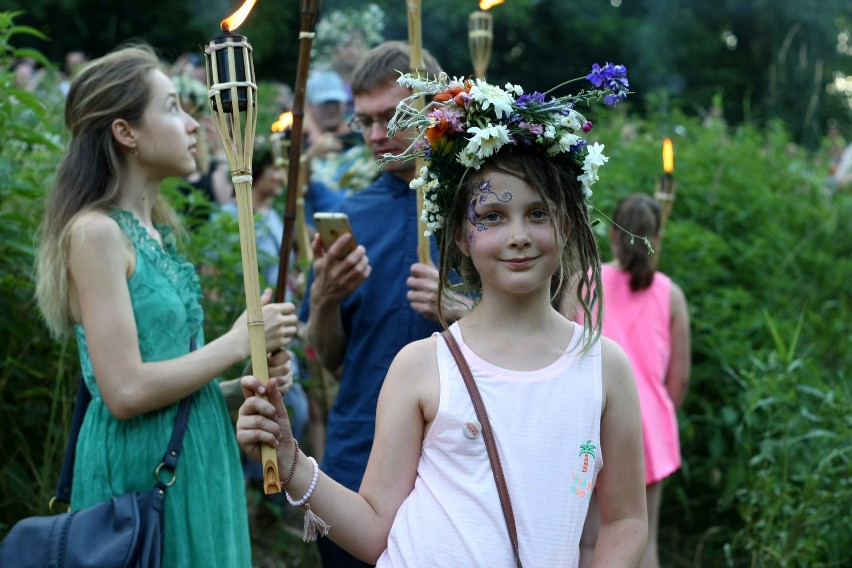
[305,70,376,197]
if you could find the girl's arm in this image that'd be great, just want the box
[237,337,436,563]
[592,338,648,567]
[68,212,295,420]
[666,282,691,409]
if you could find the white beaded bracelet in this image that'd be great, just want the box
[286,456,319,507]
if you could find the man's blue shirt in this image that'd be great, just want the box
[300,172,441,491]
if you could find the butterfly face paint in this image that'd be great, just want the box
[466,178,514,247]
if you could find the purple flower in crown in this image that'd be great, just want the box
[515,91,548,108]
[519,121,544,136]
[570,139,588,153]
[586,62,629,106]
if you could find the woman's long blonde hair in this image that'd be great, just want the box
[36,44,179,337]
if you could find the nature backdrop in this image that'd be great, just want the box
[1,1,850,566]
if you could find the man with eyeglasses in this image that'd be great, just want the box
[298,41,470,568]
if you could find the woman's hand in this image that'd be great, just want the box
[232,288,299,355]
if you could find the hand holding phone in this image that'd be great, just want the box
[313,212,356,256]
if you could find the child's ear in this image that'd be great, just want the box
[454,226,470,257]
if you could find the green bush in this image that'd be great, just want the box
[592,108,851,566]
[0,11,74,532]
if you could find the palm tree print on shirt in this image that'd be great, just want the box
[579,440,597,473]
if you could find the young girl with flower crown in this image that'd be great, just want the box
[236,65,647,566]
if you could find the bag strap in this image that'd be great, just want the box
[440,330,523,568]
[55,339,198,504]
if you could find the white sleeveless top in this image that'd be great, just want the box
[377,321,603,567]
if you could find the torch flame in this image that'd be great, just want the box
[479,0,505,10]
[662,138,674,174]
[271,112,293,133]
[221,0,258,32]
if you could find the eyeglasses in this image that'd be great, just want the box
[348,111,396,134]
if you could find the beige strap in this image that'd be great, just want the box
[441,330,523,568]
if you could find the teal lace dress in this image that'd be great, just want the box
[72,209,250,567]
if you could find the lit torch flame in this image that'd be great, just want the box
[221,0,257,32]
[271,112,293,133]
[479,0,505,9]
[662,138,674,174]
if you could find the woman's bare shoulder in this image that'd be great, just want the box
[67,210,126,250]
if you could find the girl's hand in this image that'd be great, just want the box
[236,376,294,467]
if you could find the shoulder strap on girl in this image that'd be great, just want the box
[440,329,523,568]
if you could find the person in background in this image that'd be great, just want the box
[59,50,87,97]
[303,69,377,221]
[297,41,471,568]
[312,3,386,116]
[172,53,233,214]
[579,193,691,568]
[827,141,852,194]
[34,44,297,567]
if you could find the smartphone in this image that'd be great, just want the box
[313,212,356,254]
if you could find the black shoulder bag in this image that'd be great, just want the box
[0,369,195,568]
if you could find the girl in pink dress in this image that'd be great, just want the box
[581,193,691,568]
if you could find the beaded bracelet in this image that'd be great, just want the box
[286,456,319,507]
[280,439,299,488]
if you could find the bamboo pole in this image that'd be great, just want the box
[406,0,432,265]
[204,30,281,494]
[276,0,322,304]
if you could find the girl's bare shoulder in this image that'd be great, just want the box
[599,336,633,385]
[389,335,441,377]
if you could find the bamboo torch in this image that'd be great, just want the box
[406,0,432,265]
[655,137,676,255]
[204,0,281,494]
[275,0,322,304]
[469,0,504,78]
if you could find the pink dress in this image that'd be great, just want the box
[600,263,681,484]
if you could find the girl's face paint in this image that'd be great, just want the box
[466,178,514,247]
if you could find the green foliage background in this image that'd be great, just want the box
[1,9,850,567]
[5,0,852,148]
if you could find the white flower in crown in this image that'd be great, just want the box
[465,124,512,161]
[578,142,609,198]
[559,110,583,130]
[547,132,582,156]
[469,79,514,119]
[504,82,524,96]
[397,72,444,94]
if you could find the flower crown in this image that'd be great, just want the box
[380,63,629,236]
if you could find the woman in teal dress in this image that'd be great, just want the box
[35,45,298,566]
